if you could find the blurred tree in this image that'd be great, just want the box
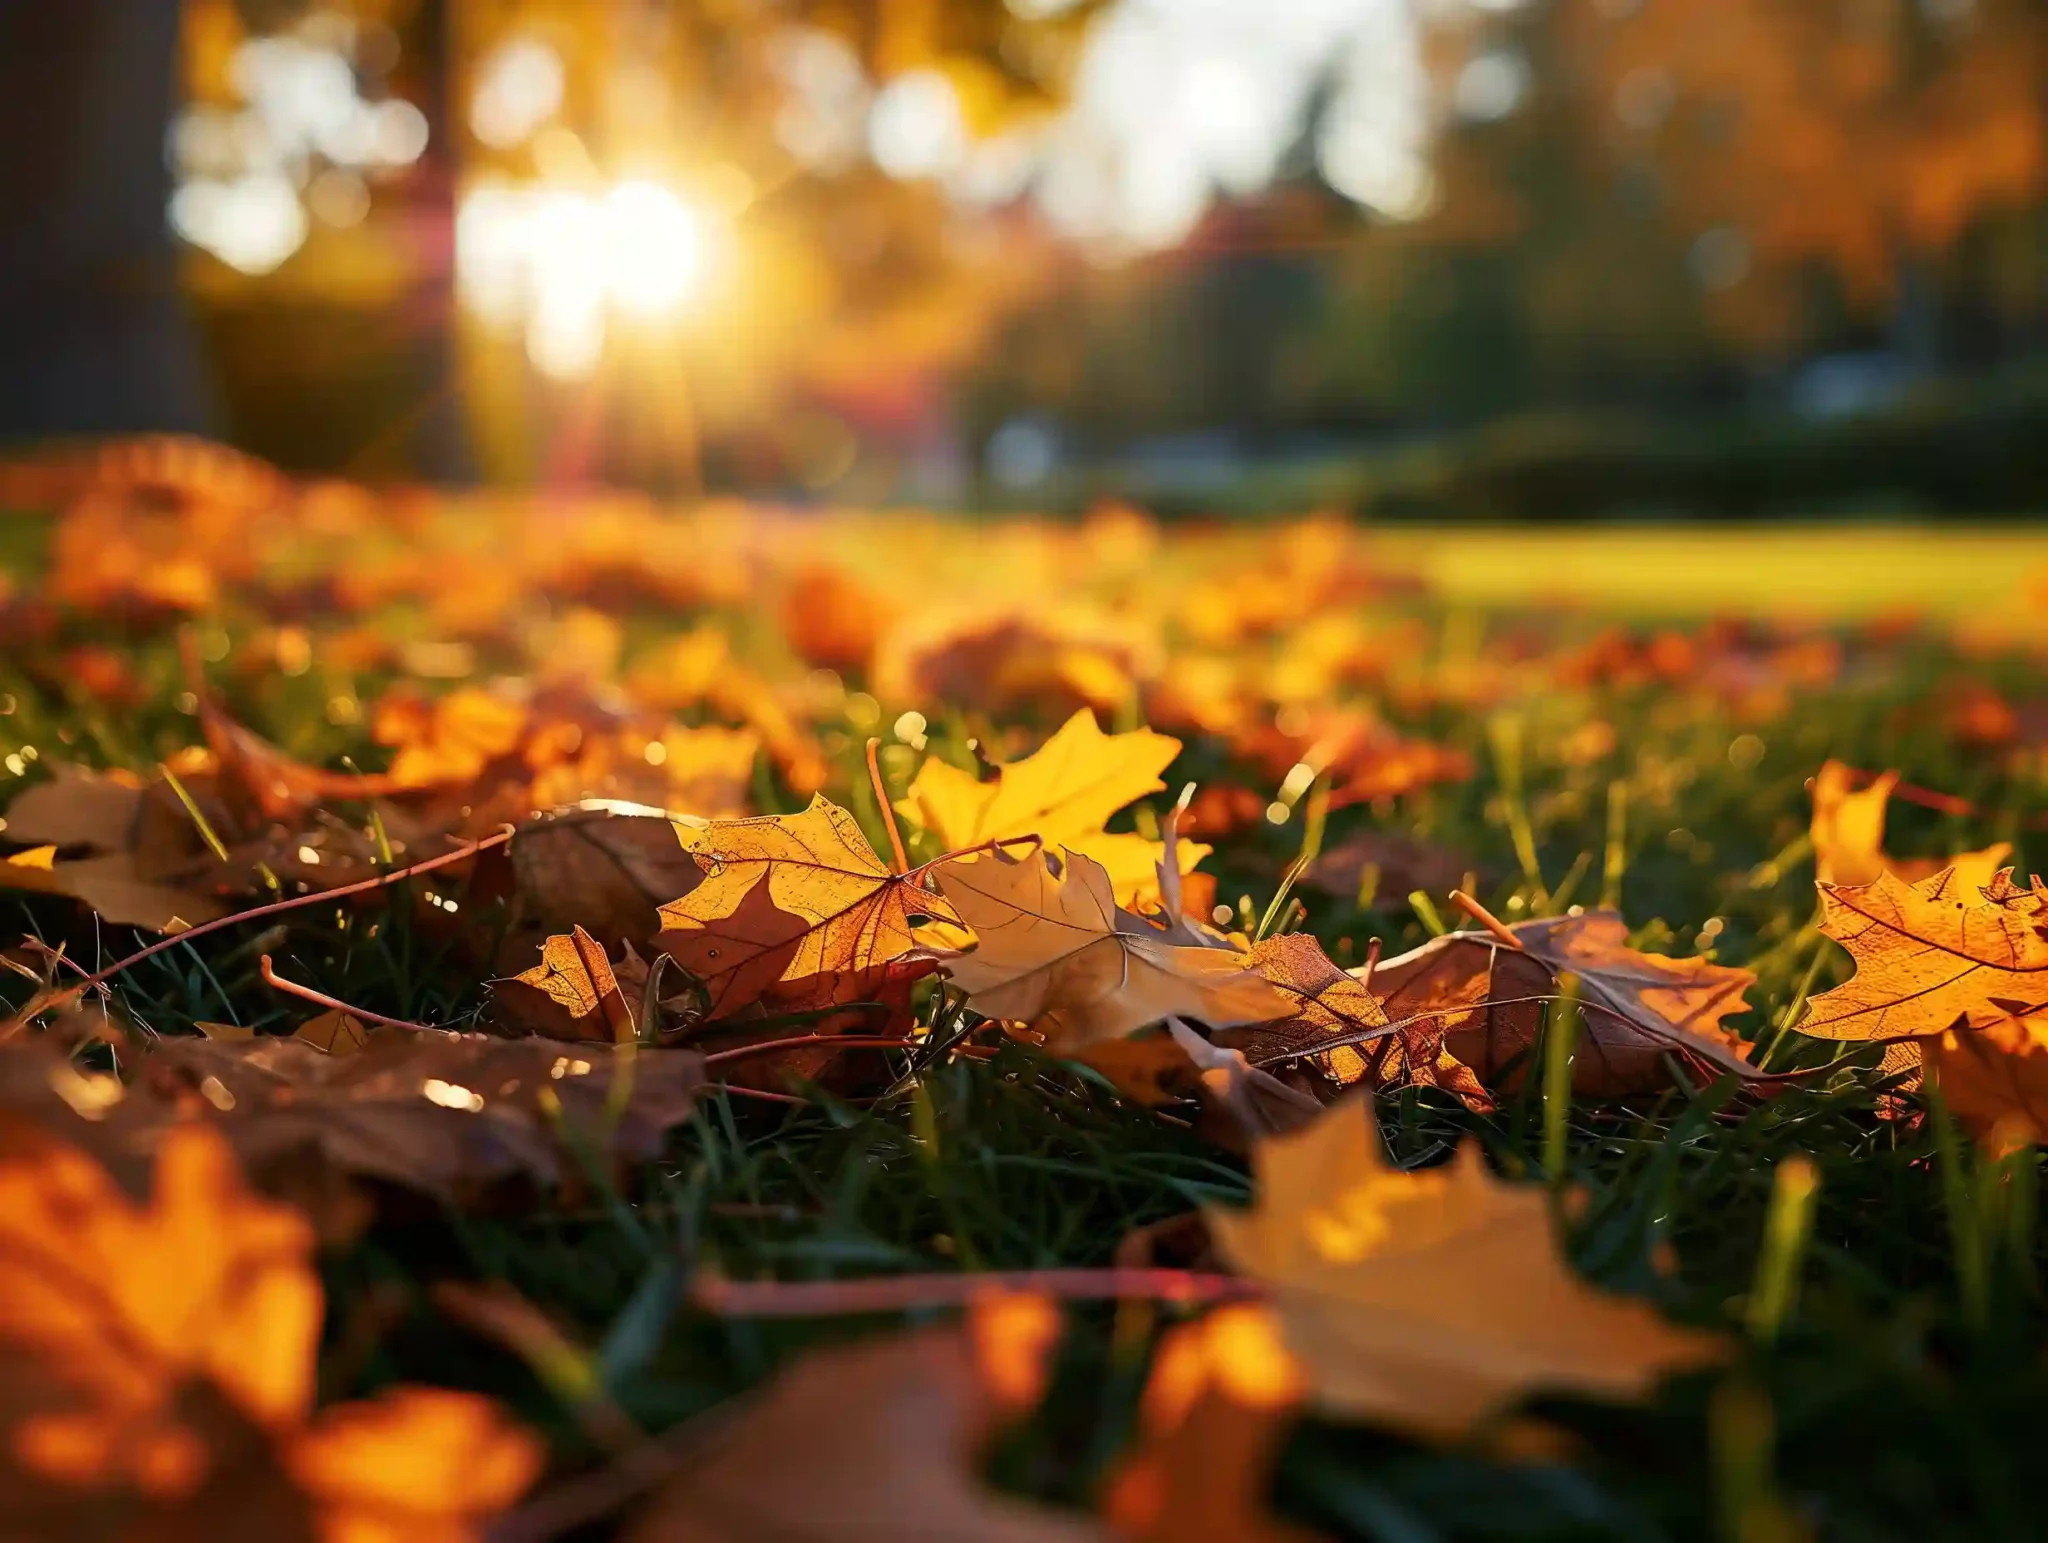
[0,2,212,443]
[1568,0,2048,352]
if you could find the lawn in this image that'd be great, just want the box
[2,444,2046,1540]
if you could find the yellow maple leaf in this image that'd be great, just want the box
[1803,867,2048,1042]
[0,1121,539,1532]
[1207,1096,1719,1437]
[1810,760,2009,889]
[658,796,952,1017]
[497,926,640,1043]
[897,710,1207,907]
[932,845,1286,1050]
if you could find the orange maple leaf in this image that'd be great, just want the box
[0,1121,539,1534]
[495,926,642,1043]
[1804,867,2048,1042]
[657,796,953,1018]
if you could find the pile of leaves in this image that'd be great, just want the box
[2,438,2048,1539]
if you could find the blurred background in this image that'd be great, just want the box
[2,0,2045,518]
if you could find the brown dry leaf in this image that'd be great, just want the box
[1073,1022,1321,1149]
[1508,912,1761,1080]
[876,609,1145,724]
[1101,1304,1319,1543]
[1072,1035,1198,1110]
[493,927,642,1043]
[1305,830,1473,909]
[2,762,150,849]
[933,845,1288,1051]
[1207,1096,1721,1437]
[625,1293,1104,1542]
[1356,915,1760,1097]
[1222,934,1494,1112]
[1802,867,2048,1042]
[0,1120,539,1534]
[1167,1018,1325,1149]
[201,699,399,824]
[1809,760,2010,888]
[1924,1014,2048,1147]
[1,755,387,928]
[897,709,1208,908]
[294,1010,369,1056]
[1,770,232,932]
[500,809,705,965]
[154,1031,702,1198]
[0,845,227,932]
[1360,935,1559,1089]
[0,1031,704,1203]
[657,796,952,1019]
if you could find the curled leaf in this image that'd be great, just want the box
[933,845,1287,1051]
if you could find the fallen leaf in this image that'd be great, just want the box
[625,1293,1103,1542]
[0,844,226,931]
[1809,761,1896,887]
[1353,914,1761,1097]
[1219,934,1494,1112]
[657,795,951,1018]
[498,808,704,965]
[1073,1035,1202,1110]
[1507,912,1760,1080]
[1925,1013,2048,1148]
[2,761,145,851]
[1101,1304,1318,1543]
[933,845,1288,1051]
[1072,1020,1322,1149]
[1802,867,2048,1042]
[0,1030,703,1203]
[876,609,1145,724]
[898,709,1208,907]
[1810,760,2010,889]
[493,926,642,1043]
[377,684,529,790]
[1207,1096,1720,1436]
[1166,1018,1325,1148]
[294,1010,369,1056]
[1304,830,1473,909]
[0,1120,539,1532]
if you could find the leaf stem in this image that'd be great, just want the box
[1449,889,1524,950]
[86,826,515,993]
[692,1266,1261,1318]
[865,737,910,874]
[260,954,437,1033]
[702,1035,922,1067]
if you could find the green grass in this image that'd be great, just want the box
[4,538,2048,1541]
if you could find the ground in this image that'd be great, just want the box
[1,463,2045,1541]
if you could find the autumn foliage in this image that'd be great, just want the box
[2,440,2047,1534]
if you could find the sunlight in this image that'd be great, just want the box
[456,178,723,381]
